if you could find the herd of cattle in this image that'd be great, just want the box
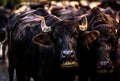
[1,0,120,81]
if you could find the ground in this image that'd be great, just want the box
[0,62,9,81]
[0,45,9,81]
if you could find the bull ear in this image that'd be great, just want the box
[85,30,100,43]
[79,16,88,31]
[83,30,100,44]
[32,33,52,46]
[41,18,51,32]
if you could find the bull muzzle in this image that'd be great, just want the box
[97,60,114,73]
[60,50,79,69]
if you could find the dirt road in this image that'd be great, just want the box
[0,44,9,81]
[0,59,9,81]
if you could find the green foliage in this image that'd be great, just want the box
[0,0,7,6]
[0,0,23,9]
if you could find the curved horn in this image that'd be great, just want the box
[79,16,88,31]
[116,11,120,23]
[41,18,51,32]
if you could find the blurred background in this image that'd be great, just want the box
[0,0,102,9]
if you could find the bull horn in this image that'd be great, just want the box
[116,11,120,23]
[79,16,88,31]
[41,18,51,32]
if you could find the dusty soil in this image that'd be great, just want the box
[0,59,9,81]
[0,44,9,81]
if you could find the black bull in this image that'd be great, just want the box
[114,24,120,81]
[76,7,118,81]
[7,11,100,81]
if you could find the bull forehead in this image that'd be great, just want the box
[98,42,111,49]
[54,21,79,36]
[98,33,113,41]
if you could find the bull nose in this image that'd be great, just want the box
[97,60,114,69]
[62,50,74,57]
[100,61,110,66]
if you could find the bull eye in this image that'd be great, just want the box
[71,37,76,44]
[58,37,62,44]
[53,33,63,48]
[103,42,110,48]
[103,44,107,49]
[71,31,78,39]
[54,33,62,41]
[71,38,77,49]
[54,31,62,38]
[74,34,78,40]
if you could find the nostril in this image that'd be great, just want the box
[62,52,66,56]
[71,51,74,55]
[106,62,110,66]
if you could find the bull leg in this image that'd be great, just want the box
[16,70,27,81]
[1,39,8,63]
[77,68,89,81]
[8,49,14,81]
[59,70,76,81]
[33,76,41,81]
[8,65,14,81]
[16,67,29,81]
[112,68,120,81]
[78,74,89,81]
[2,42,7,61]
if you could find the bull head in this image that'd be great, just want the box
[33,17,89,47]
[78,16,88,31]
[32,18,95,69]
